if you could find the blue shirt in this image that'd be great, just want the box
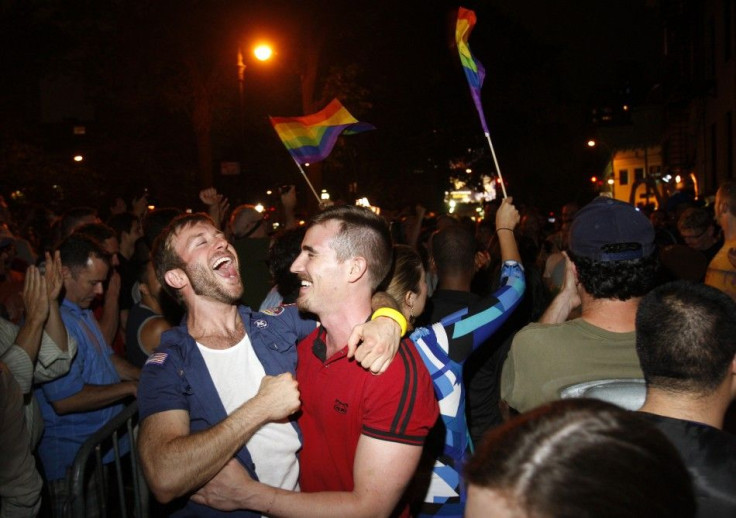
[138,305,315,518]
[35,299,127,481]
[412,261,525,517]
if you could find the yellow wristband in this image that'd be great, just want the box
[371,307,407,337]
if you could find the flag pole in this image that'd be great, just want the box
[484,132,507,198]
[293,159,323,204]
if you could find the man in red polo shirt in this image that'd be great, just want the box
[193,205,438,517]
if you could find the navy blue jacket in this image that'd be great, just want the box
[138,305,315,517]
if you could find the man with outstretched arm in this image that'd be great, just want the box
[192,206,439,517]
[137,213,403,517]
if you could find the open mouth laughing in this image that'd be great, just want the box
[212,254,239,279]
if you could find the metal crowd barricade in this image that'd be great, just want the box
[65,401,149,518]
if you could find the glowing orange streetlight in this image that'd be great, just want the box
[253,43,273,62]
[237,41,275,159]
[238,42,274,81]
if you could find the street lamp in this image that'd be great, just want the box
[238,42,274,96]
[237,42,274,160]
[253,44,273,62]
[587,139,616,199]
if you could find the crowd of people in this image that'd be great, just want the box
[0,180,734,518]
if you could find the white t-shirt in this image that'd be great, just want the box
[197,334,301,490]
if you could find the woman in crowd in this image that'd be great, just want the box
[383,197,525,517]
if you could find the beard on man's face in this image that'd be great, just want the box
[185,262,243,305]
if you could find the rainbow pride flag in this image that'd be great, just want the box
[456,7,489,134]
[270,99,373,164]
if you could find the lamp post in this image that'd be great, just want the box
[587,139,616,199]
[237,43,274,161]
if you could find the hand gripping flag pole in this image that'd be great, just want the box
[456,7,507,198]
[270,98,375,204]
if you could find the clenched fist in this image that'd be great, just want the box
[254,373,301,421]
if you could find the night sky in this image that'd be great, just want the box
[0,0,662,214]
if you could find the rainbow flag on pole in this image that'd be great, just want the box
[269,99,373,164]
[456,7,489,134]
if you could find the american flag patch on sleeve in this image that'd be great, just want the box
[145,352,168,366]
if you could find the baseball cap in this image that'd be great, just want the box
[569,196,655,262]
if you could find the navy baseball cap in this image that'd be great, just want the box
[569,196,655,262]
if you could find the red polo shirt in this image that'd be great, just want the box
[297,326,438,505]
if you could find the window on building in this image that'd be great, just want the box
[634,168,644,182]
[619,169,629,185]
